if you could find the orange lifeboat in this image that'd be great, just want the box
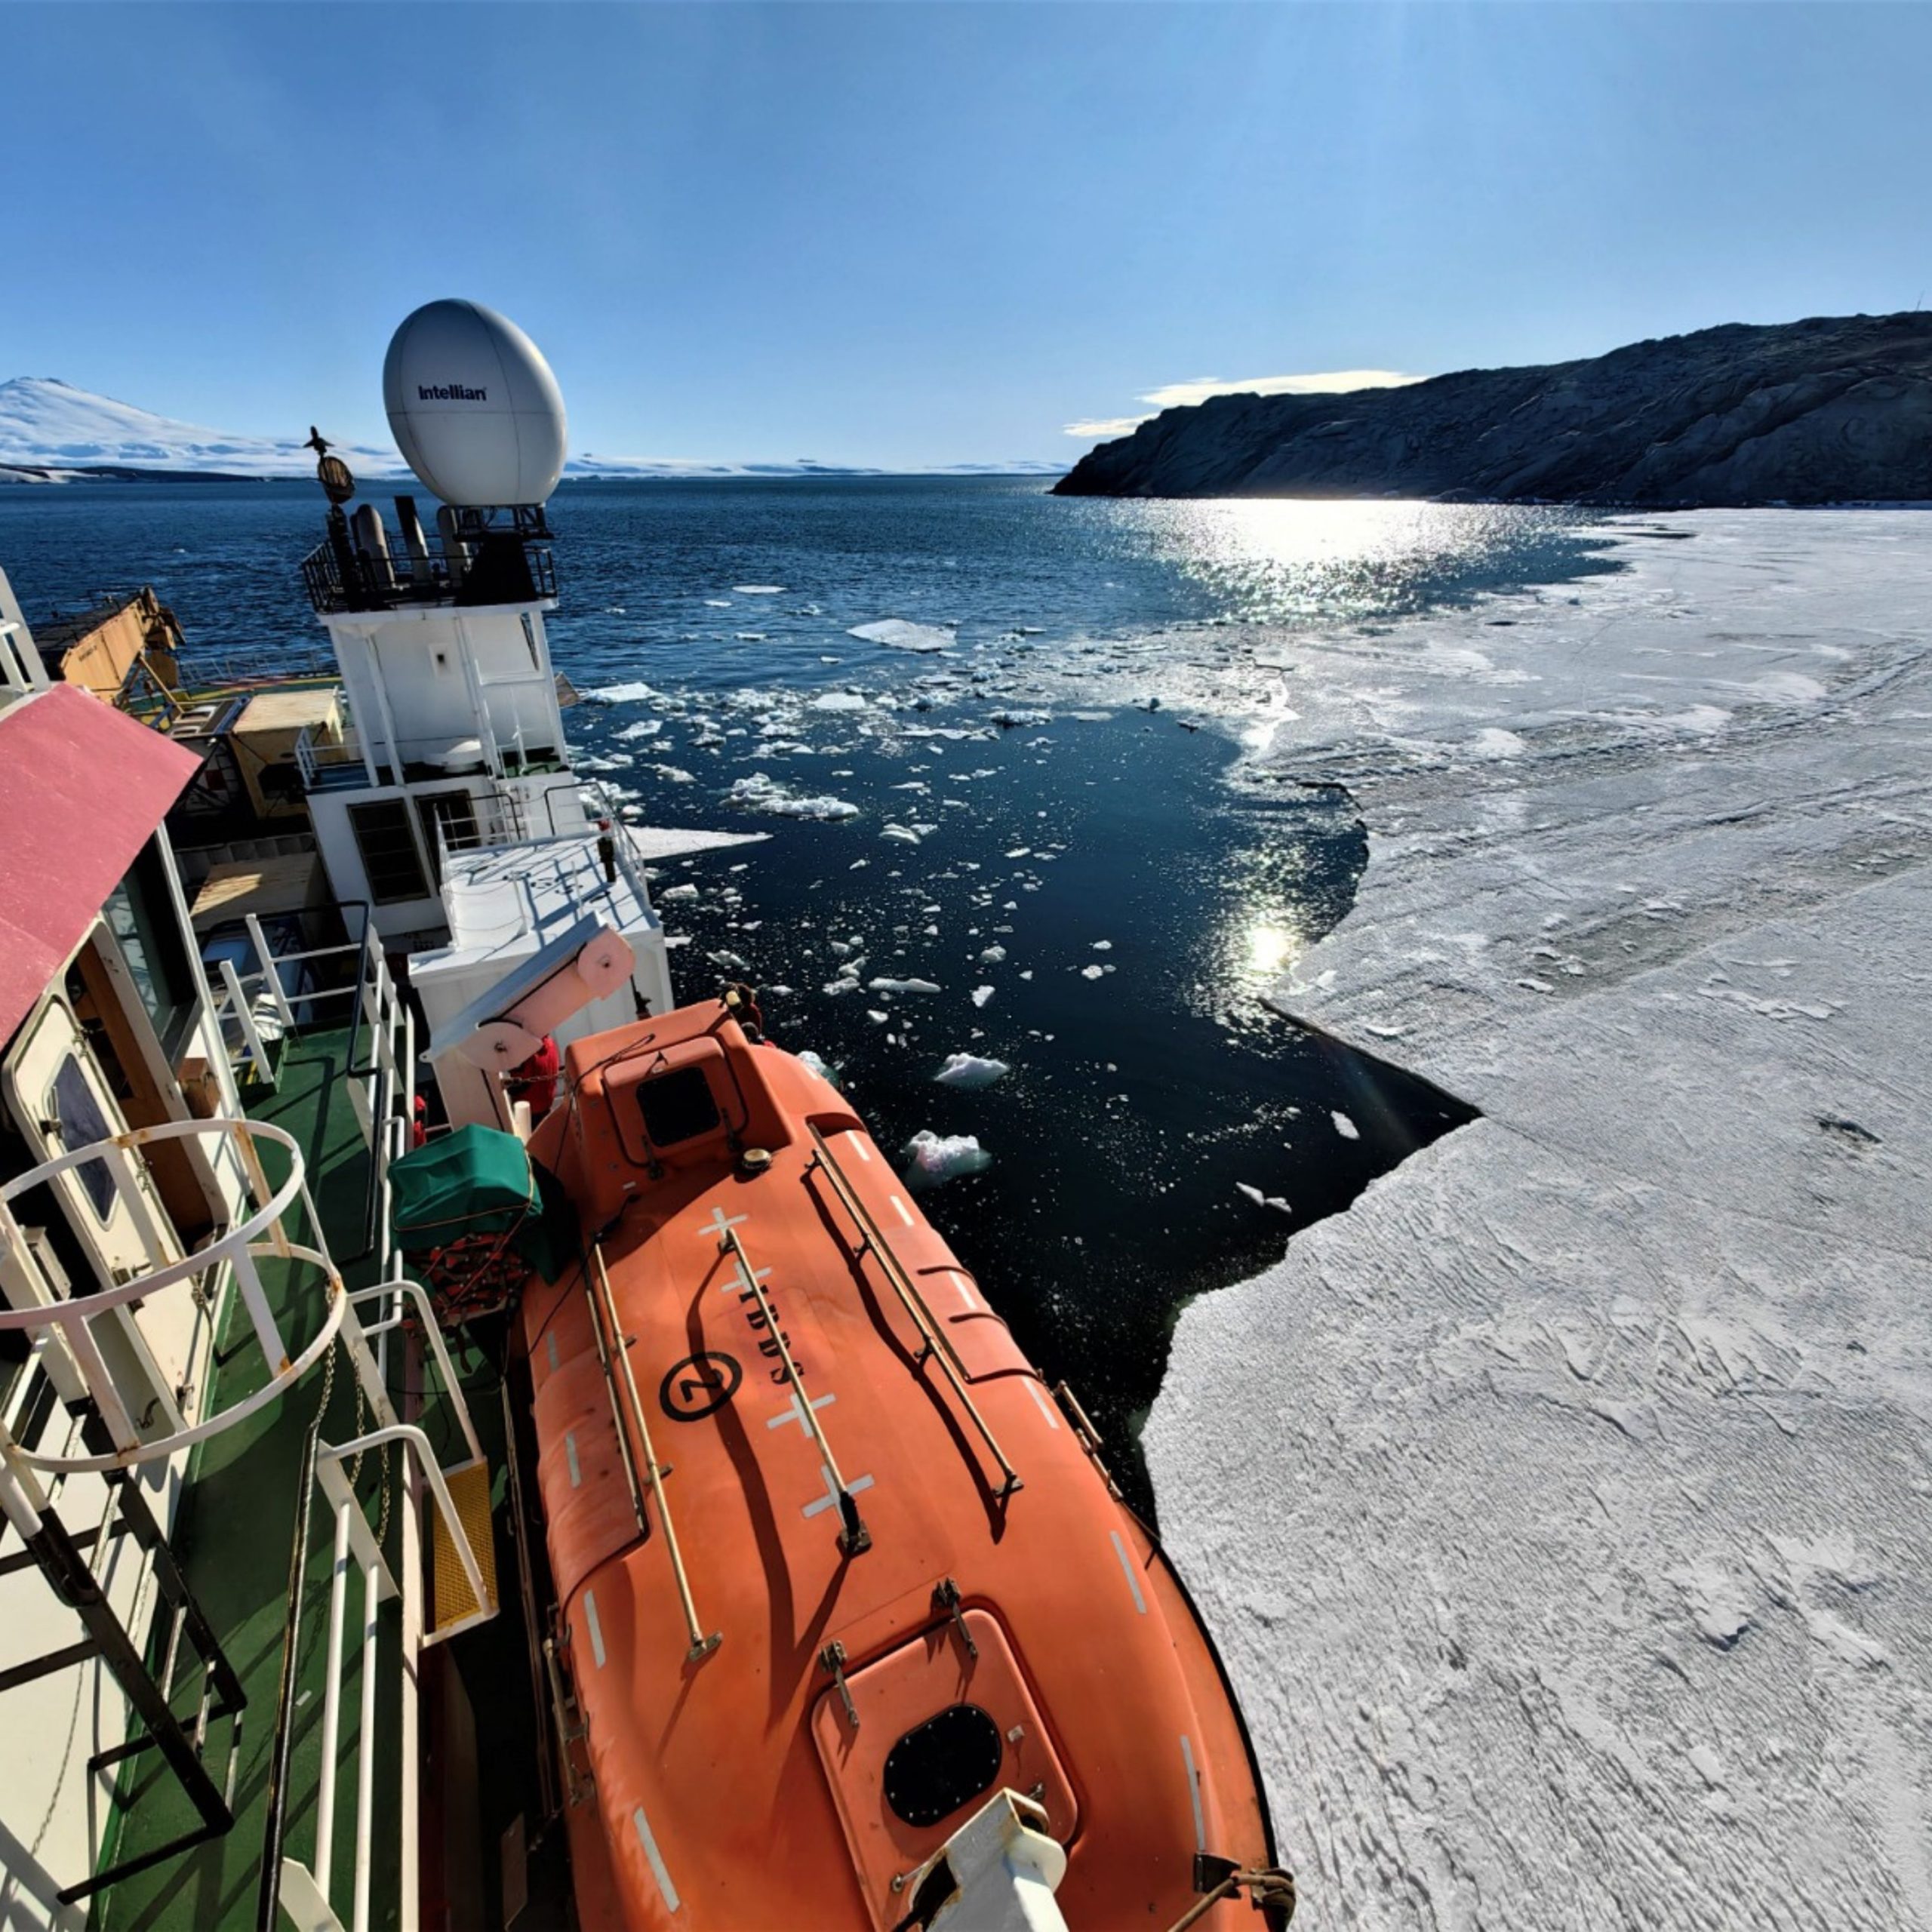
[520,996,1292,1930]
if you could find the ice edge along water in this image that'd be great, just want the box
[1148,510,1932,1931]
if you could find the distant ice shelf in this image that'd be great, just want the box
[1147,509,1932,1931]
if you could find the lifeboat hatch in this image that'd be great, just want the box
[811,1606,1078,1927]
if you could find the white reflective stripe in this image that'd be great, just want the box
[1109,1531,1147,1615]
[1180,1733,1205,1852]
[951,1271,976,1307]
[889,1194,914,1227]
[1026,1380,1060,1429]
[633,1804,681,1913]
[583,1589,606,1668]
[545,1332,559,1374]
[565,1432,581,1487]
[847,1134,872,1164]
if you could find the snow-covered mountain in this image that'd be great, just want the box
[0,377,1062,482]
[0,377,401,479]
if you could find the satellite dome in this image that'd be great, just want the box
[382,299,568,508]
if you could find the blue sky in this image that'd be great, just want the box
[8,3,1932,467]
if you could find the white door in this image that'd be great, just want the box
[2,995,195,1440]
[3,996,183,1288]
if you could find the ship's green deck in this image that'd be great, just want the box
[89,1025,561,1932]
[91,1026,402,1932]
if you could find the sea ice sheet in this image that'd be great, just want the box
[1147,511,1932,1931]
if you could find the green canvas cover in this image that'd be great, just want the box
[390,1124,538,1246]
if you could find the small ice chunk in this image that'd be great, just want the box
[979,945,1007,963]
[796,1050,837,1084]
[1080,964,1105,980]
[971,986,994,1008]
[850,619,955,654]
[866,1009,889,1024]
[707,950,751,972]
[1235,1183,1294,1214]
[1331,1111,1360,1140]
[935,1053,1009,1088]
[586,680,658,704]
[903,1129,992,1188]
[1091,940,1112,951]
[869,977,942,994]
[658,883,700,902]
[732,584,786,594]
[880,824,924,844]
[724,771,860,820]
[811,691,869,712]
[616,720,663,740]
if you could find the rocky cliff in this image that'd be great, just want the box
[1054,312,1932,504]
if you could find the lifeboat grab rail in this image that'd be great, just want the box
[803,1124,1023,1501]
[589,1244,721,1663]
[717,1222,873,1555]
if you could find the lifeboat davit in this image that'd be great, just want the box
[520,997,1291,1930]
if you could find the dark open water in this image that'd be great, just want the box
[0,477,1617,1514]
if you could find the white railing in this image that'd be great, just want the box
[0,1118,343,1475]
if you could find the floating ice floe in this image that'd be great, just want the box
[1235,1183,1293,1215]
[795,1050,838,1085]
[1091,940,1113,951]
[979,945,1007,964]
[1331,1111,1361,1140]
[707,950,751,972]
[733,585,786,595]
[971,986,995,1008]
[585,680,658,704]
[811,691,870,712]
[723,772,860,820]
[617,720,663,740]
[991,708,1048,728]
[648,764,696,783]
[869,977,942,994]
[850,619,955,654]
[935,1053,1009,1089]
[903,1130,992,1188]
[880,825,924,844]
[1080,964,1106,980]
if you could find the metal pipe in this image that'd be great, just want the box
[314,1500,352,1899]
[805,1126,1023,1499]
[718,1225,871,1555]
[352,1559,379,1932]
[256,1415,321,1932]
[580,1268,648,1540]
[591,1245,720,1660]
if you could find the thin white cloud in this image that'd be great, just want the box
[1061,414,1155,441]
[1142,369,1426,409]
[1063,367,1427,438]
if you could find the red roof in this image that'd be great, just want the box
[0,684,203,1047]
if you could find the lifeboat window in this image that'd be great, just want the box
[881,1703,1004,1829]
[635,1065,723,1148]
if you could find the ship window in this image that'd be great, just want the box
[635,1066,721,1149]
[51,1059,118,1223]
[347,800,430,906]
[102,838,198,1060]
[882,1704,1004,1830]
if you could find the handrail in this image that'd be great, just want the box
[589,1246,720,1663]
[718,1223,872,1555]
[255,1411,323,1932]
[804,1124,1023,1500]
